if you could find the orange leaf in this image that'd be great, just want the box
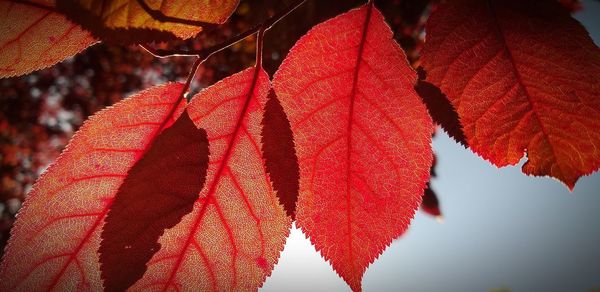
[130,67,291,291]
[56,0,239,44]
[273,3,433,291]
[0,83,186,290]
[421,0,600,189]
[0,0,96,78]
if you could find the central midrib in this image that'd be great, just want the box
[344,2,373,280]
[161,67,262,291]
[486,0,564,177]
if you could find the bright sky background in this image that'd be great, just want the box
[261,1,600,291]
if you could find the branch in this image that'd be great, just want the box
[136,0,218,28]
[140,0,306,59]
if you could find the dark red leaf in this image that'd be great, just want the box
[421,185,442,219]
[99,110,209,292]
[261,89,300,219]
[131,67,291,291]
[421,0,600,189]
[415,70,466,146]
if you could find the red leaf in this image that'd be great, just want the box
[0,0,96,78]
[99,110,210,292]
[129,67,291,291]
[0,83,186,290]
[273,3,434,291]
[421,0,600,189]
[261,89,300,219]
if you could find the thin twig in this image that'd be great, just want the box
[140,0,306,59]
[255,27,266,68]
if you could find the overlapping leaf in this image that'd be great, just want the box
[274,4,433,291]
[0,0,96,78]
[421,0,600,189]
[0,83,186,290]
[130,67,291,291]
[99,110,210,292]
[261,89,300,219]
[56,0,239,44]
[415,71,466,146]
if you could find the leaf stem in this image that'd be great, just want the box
[256,27,266,68]
[140,0,306,59]
[181,58,203,102]
[153,56,201,133]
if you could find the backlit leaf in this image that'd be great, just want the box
[0,0,96,78]
[99,110,210,292]
[273,4,434,291]
[130,67,291,291]
[421,0,600,189]
[0,83,186,290]
[56,0,239,44]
